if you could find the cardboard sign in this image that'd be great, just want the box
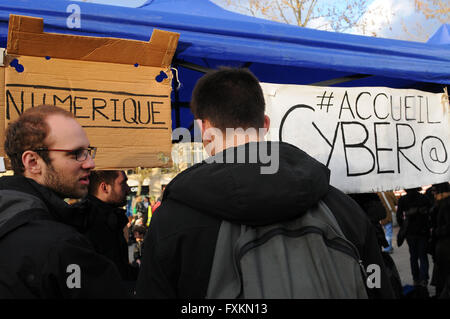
[263,83,450,193]
[1,15,179,169]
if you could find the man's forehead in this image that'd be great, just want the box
[46,113,78,127]
[45,114,89,147]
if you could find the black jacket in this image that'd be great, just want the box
[396,190,431,237]
[350,193,390,249]
[0,175,129,298]
[78,195,138,281]
[136,142,394,299]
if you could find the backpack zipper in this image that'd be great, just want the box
[238,226,360,261]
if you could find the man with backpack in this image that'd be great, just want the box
[136,68,394,299]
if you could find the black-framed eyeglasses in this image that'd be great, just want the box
[33,146,97,162]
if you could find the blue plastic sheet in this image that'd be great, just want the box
[1,0,449,130]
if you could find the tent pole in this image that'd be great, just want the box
[173,59,212,74]
[310,74,373,86]
[174,59,373,87]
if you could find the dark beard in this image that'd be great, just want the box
[109,194,127,208]
[44,164,86,199]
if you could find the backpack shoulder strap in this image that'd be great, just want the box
[206,219,244,298]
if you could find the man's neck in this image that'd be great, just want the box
[206,129,265,156]
[90,193,123,209]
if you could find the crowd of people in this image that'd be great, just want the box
[126,190,165,229]
[125,190,165,269]
[350,184,450,299]
[0,67,448,299]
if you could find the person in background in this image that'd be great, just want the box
[132,196,141,219]
[396,187,432,289]
[126,195,134,223]
[431,182,450,298]
[0,105,128,298]
[131,225,147,269]
[350,192,403,299]
[146,185,166,227]
[77,170,137,287]
[349,193,389,250]
[379,191,397,254]
[147,195,162,227]
[136,196,149,226]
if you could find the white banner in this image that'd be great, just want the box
[262,83,450,193]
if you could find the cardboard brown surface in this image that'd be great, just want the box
[1,15,179,170]
[7,15,179,68]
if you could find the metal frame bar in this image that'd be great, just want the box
[309,74,373,86]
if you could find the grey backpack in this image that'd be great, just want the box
[206,200,368,299]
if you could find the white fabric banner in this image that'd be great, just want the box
[262,83,450,193]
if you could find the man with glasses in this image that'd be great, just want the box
[0,105,128,298]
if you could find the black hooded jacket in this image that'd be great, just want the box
[0,175,129,298]
[78,194,138,282]
[136,142,394,299]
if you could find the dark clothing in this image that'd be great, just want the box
[132,240,145,267]
[0,175,128,298]
[435,193,450,240]
[396,189,431,285]
[433,193,450,297]
[381,252,403,299]
[396,190,431,237]
[351,193,387,224]
[350,193,389,249]
[136,142,394,299]
[350,193,402,297]
[77,194,137,282]
[407,236,430,283]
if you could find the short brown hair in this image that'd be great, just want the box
[4,105,74,175]
[190,67,265,131]
[88,170,121,196]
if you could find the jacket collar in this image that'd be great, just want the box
[0,175,87,231]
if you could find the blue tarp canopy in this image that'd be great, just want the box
[427,23,450,45]
[1,0,449,131]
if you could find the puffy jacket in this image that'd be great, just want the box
[0,175,129,298]
[136,142,394,299]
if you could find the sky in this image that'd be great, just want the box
[76,0,444,42]
[348,0,444,42]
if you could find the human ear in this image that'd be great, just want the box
[22,151,42,175]
[100,182,110,194]
[263,115,270,135]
